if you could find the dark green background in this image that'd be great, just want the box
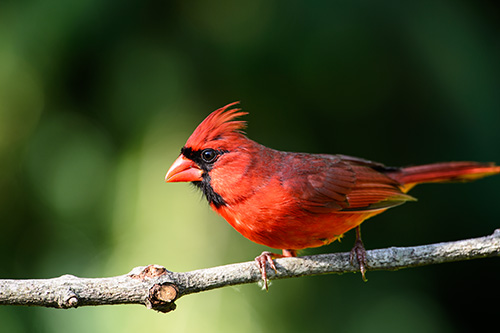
[1,1,499,332]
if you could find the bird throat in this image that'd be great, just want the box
[192,174,226,208]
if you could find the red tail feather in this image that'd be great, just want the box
[389,162,500,192]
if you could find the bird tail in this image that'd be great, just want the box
[388,161,500,193]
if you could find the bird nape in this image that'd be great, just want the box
[165,102,500,289]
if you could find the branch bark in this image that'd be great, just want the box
[1,230,499,313]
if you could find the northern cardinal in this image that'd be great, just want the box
[166,102,500,288]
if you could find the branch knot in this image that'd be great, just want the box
[147,283,179,313]
[58,289,79,309]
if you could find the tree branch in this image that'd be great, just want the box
[1,230,499,313]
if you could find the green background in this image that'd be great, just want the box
[1,1,499,332]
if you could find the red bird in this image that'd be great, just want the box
[166,102,500,288]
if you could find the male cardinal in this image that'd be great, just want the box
[166,102,500,288]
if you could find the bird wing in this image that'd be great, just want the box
[282,154,415,214]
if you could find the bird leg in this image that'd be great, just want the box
[255,251,278,290]
[255,249,297,290]
[350,226,368,282]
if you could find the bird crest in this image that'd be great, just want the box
[186,102,248,150]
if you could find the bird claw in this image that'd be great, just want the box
[255,251,278,290]
[350,238,368,282]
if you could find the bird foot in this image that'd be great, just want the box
[350,238,368,282]
[255,251,279,290]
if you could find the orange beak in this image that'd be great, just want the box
[165,155,203,182]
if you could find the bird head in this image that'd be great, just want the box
[165,102,254,206]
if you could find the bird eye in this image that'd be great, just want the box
[201,149,218,163]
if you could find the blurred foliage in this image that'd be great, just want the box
[1,0,499,332]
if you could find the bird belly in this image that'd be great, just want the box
[215,204,384,250]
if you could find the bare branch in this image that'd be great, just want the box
[1,230,499,313]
